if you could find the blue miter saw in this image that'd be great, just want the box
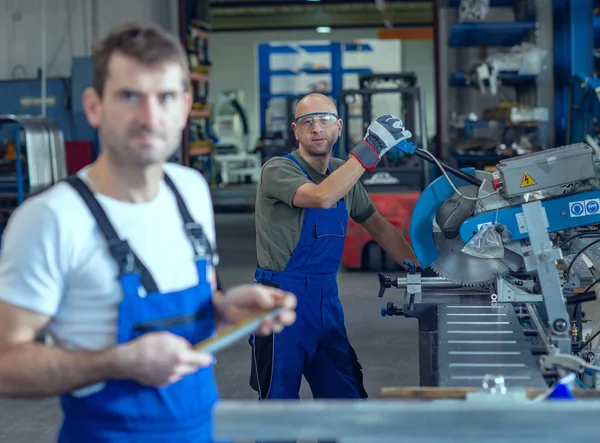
[377,140,600,388]
[395,140,600,289]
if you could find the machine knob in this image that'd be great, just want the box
[378,272,392,298]
[380,302,404,317]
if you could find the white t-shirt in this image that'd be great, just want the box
[0,162,216,353]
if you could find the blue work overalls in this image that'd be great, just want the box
[249,154,368,401]
[58,174,221,443]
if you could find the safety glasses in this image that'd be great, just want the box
[294,112,339,129]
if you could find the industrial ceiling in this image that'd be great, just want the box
[208,0,433,31]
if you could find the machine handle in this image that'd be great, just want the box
[403,260,416,274]
[393,140,482,187]
[413,149,483,187]
[378,272,390,298]
[381,302,404,317]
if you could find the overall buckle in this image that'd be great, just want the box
[107,239,136,274]
[184,222,215,262]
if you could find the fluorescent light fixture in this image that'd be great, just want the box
[316,26,331,33]
[306,0,321,2]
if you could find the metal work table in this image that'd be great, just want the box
[436,302,547,387]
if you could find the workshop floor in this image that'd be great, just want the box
[0,213,419,442]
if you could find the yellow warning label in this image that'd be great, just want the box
[520,173,536,188]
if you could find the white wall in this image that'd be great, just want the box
[210,28,437,147]
[0,0,178,79]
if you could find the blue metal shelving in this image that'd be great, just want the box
[552,0,596,146]
[594,15,600,48]
[449,71,537,88]
[448,22,537,47]
[446,1,539,94]
[257,41,373,136]
[439,0,543,168]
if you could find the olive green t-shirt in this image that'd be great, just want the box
[255,150,376,271]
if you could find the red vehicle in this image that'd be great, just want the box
[342,190,420,271]
[338,72,430,271]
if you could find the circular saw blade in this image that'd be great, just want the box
[429,232,509,287]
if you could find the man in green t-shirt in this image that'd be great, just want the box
[249,93,418,402]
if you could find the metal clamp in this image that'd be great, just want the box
[539,354,587,376]
[521,201,571,354]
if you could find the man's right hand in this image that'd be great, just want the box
[114,332,213,387]
[350,114,412,173]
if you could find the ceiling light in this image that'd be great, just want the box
[316,26,331,33]
[307,0,321,2]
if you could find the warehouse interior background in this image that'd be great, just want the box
[1,0,600,440]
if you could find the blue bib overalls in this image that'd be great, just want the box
[249,154,368,402]
[58,174,221,442]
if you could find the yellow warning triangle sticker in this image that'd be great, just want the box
[520,173,536,187]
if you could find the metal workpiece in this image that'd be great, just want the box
[213,399,600,443]
[377,271,489,314]
[496,143,597,197]
[436,303,547,388]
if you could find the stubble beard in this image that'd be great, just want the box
[100,126,176,167]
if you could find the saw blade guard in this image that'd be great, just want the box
[409,167,477,268]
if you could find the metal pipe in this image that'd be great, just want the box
[40,0,47,117]
[91,0,99,42]
[394,276,463,289]
[411,292,490,300]
[417,87,431,187]
[81,0,89,56]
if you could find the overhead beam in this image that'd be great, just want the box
[211,2,433,31]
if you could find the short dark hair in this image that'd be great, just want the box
[91,21,190,97]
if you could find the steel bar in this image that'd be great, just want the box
[214,399,600,442]
[41,0,47,117]
[395,276,463,288]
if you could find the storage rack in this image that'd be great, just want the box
[178,0,213,182]
[554,0,600,146]
[434,0,551,171]
[257,41,373,157]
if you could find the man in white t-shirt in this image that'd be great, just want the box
[0,21,296,442]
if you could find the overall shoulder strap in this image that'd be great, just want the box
[163,172,219,266]
[63,175,159,294]
[283,153,312,182]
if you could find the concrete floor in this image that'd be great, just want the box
[0,212,419,442]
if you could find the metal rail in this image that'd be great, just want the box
[213,399,600,442]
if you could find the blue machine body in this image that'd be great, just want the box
[409,166,600,269]
[408,167,476,268]
[460,190,600,244]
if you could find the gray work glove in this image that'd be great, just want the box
[350,114,412,172]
